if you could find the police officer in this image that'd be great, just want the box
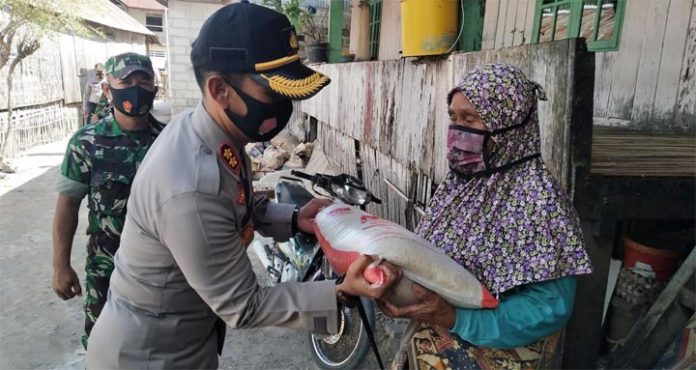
[82,63,105,125]
[52,53,165,350]
[85,3,401,369]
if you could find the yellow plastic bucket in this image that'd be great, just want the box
[401,0,460,57]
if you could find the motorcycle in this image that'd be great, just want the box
[251,170,384,369]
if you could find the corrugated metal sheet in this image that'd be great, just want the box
[81,0,155,36]
[120,0,167,11]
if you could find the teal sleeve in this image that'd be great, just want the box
[450,276,576,349]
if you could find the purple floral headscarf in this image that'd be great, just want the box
[416,64,592,295]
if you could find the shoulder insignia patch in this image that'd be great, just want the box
[220,143,240,175]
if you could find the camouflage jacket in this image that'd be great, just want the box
[58,114,165,248]
[93,96,111,120]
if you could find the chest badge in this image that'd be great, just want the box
[237,183,247,206]
[241,223,254,247]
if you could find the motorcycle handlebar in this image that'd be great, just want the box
[290,170,382,206]
[290,170,314,181]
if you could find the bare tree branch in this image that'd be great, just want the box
[0,0,100,167]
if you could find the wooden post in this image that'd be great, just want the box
[562,221,613,369]
[349,0,370,61]
[561,38,607,369]
[328,0,345,63]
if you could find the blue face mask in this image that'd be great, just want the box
[110,85,157,117]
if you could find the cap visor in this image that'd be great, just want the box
[250,61,330,100]
[114,65,154,80]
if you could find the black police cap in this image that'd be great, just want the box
[190,1,330,100]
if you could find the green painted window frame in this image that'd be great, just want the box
[368,0,382,60]
[531,0,625,52]
[458,0,484,52]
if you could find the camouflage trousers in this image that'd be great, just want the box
[81,234,119,350]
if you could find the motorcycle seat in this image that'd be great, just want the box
[275,179,314,208]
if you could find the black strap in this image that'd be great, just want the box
[215,318,226,355]
[454,153,542,179]
[356,298,384,370]
[239,155,253,227]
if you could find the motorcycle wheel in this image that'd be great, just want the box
[309,257,376,369]
[308,297,376,369]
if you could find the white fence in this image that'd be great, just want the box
[0,102,80,158]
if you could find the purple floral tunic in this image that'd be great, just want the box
[416,64,593,295]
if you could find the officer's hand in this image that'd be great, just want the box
[337,255,402,300]
[52,266,82,300]
[297,198,333,234]
[82,111,89,117]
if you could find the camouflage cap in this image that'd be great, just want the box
[104,52,154,80]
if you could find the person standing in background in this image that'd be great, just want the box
[82,63,105,125]
[91,79,111,123]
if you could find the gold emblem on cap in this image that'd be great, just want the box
[255,55,300,72]
[260,72,330,98]
[289,31,299,49]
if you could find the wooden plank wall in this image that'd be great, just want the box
[0,35,63,110]
[302,39,591,228]
[482,0,536,50]
[482,0,696,133]
[0,15,149,157]
[0,29,148,110]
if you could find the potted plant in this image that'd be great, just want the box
[262,0,329,64]
[262,0,307,29]
[302,6,329,63]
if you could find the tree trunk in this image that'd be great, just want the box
[0,59,21,169]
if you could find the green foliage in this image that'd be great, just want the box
[261,0,311,29]
[0,0,99,165]
[0,0,96,70]
[261,0,329,44]
[0,0,91,36]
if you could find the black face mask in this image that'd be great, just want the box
[110,85,157,117]
[223,81,293,142]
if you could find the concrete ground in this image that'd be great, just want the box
[0,138,403,369]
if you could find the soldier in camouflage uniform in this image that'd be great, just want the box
[51,53,165,349]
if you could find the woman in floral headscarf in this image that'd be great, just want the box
[379,64,593,369]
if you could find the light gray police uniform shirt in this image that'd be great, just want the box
[85,103,338,369]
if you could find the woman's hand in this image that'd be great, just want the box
[337,255,402,300]
[378,283,456,329]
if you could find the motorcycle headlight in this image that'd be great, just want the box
[330,176,370,206]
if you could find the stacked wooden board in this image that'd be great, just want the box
[592,126,696,177]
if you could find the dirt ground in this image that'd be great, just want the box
[0,139,404,369]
